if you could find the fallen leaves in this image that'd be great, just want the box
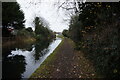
[56,69,60,72]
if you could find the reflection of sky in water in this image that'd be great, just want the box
[7,39,62,78]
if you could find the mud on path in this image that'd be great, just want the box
[30,38,98,78]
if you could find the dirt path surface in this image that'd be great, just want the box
[30,38,98,78]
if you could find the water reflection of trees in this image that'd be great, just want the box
[2,42,34,56]
[33,39,52,61]
[2,42,34,79]
[2,50,26,79]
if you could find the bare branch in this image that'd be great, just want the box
[61,6,76,10]
[58,2,66,9]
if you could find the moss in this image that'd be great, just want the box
[29,38,64,78]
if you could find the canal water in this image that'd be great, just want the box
[2,37,62,79]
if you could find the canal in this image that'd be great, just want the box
[2,37,62,79]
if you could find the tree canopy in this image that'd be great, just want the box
[2,2,25,29]
[33,17,55,41]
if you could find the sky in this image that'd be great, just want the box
[16,0,71,32]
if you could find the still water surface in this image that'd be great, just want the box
[2,37,62,79]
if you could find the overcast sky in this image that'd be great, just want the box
[16,0,71,32]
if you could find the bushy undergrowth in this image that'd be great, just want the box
[79,24,120,77]
[17,28,35,38]
[66,2,120,77]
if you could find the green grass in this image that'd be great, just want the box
[56,34,64,39]
[29,38,65,78]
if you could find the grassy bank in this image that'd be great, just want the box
[2,36,36,48]
[56,35,64,39]
[29,38,64,78]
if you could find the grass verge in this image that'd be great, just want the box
[56,35,64,39]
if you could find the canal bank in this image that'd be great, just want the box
[29,38,99,78]
[2,36,36,49]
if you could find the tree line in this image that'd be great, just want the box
[62,2,120,78]
[2,2,55,43]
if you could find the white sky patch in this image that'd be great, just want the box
[17,0,70,32]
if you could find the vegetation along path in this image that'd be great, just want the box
[30,38,99,78]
